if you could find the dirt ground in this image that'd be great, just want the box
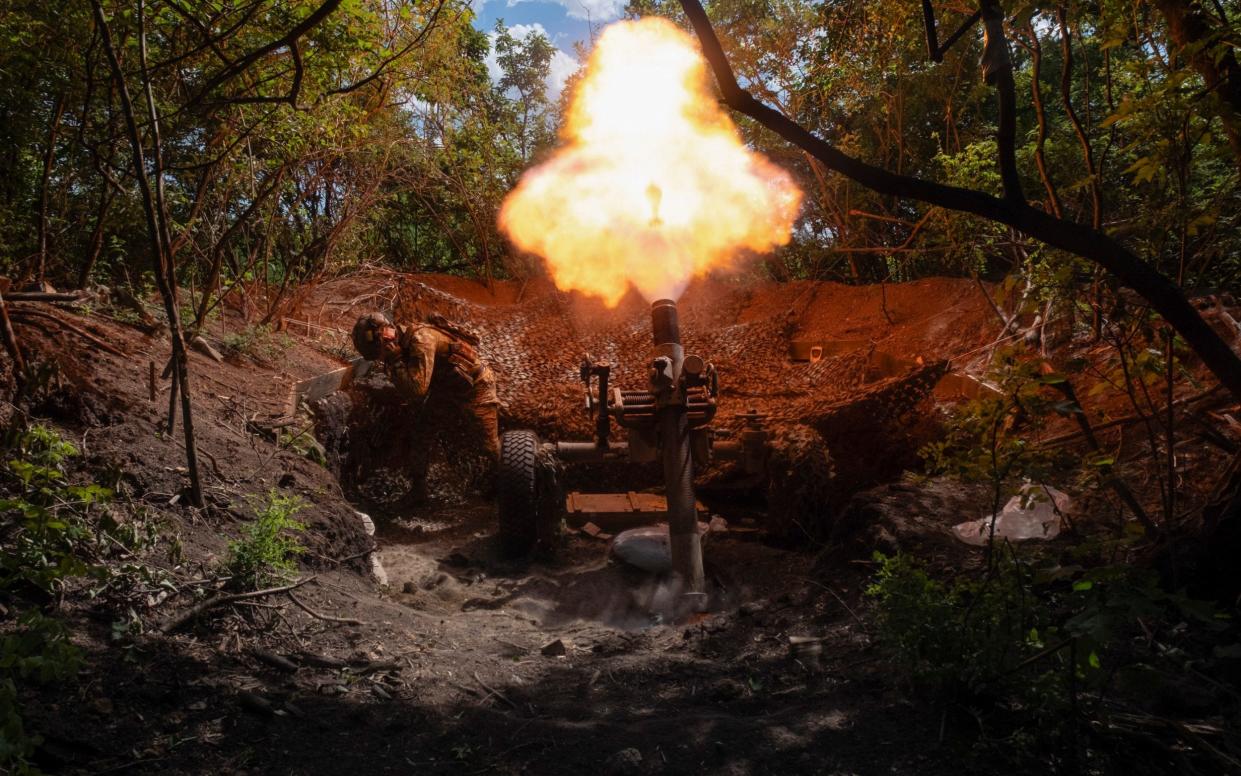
[7,271,1237,775]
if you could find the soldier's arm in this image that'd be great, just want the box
[391,328,435,401]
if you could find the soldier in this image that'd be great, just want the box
[351,311,501,463]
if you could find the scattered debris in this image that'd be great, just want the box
[604,747,643,775]
[580,522,613,541]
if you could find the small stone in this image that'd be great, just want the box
[191,334,224,363]
[605,747,643,775]
[402,581,417,594]
[541,639,568,657]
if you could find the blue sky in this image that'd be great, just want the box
[473,0,628,96]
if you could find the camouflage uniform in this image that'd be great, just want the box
[384,323,501,462]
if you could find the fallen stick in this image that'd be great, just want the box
[159,576,316,634]
[473,671,519,710]
[299,652,349,669]
[1037,385,1226,448]
[9,307,127,356]
[286,590,366,626]
[0,289,24,375]
[252,648,299,673]
[3,292,87,303]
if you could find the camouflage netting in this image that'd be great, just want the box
[385,277,946,501]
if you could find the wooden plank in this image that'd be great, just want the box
[286,358,371,415]
[564,491,707,531]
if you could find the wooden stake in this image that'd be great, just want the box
[0,290,25,381]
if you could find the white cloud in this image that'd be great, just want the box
[485,22,581,99]
[547,48,579,98]
[506,0,625,22]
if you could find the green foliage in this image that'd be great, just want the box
[222,325,294,363]
[921,347,1070,491]
[278,428,328,467]
[0,424,142,775]
[866,552,1053,694]
[0,424,112,597]
[866,550,1235,770]
[0,613,83,774]
[225,490,306,590]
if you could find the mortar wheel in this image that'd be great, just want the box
[497,429,540,556]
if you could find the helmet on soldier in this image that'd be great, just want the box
[352,312,394,361]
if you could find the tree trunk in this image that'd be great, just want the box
[36,93,67,284]
[92,0,203,507]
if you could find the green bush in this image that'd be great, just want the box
[865,551,1236,772]
[225,490,306,590]
[0,425,113,597]
[221,325,293,362]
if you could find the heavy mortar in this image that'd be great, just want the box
[497,298,770,602]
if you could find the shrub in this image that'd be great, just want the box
[221,325,293,362]
[0,424,112,597]
[225,490,306,590]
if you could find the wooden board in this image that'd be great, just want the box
[285,358,371,416]
[565,491,708,531]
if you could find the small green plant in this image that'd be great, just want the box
[279,427,327,467]
[222,325,293,362]
[225,490,306,590]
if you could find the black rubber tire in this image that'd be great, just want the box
[497,430,540,556]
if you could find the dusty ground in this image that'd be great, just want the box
[6,271,1238,775]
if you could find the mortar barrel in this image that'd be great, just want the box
[649,299,705,598]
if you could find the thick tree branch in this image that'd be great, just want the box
[195,0,342,100]
[678,0,1241,400]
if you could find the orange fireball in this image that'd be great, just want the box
[498,18,802,306]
